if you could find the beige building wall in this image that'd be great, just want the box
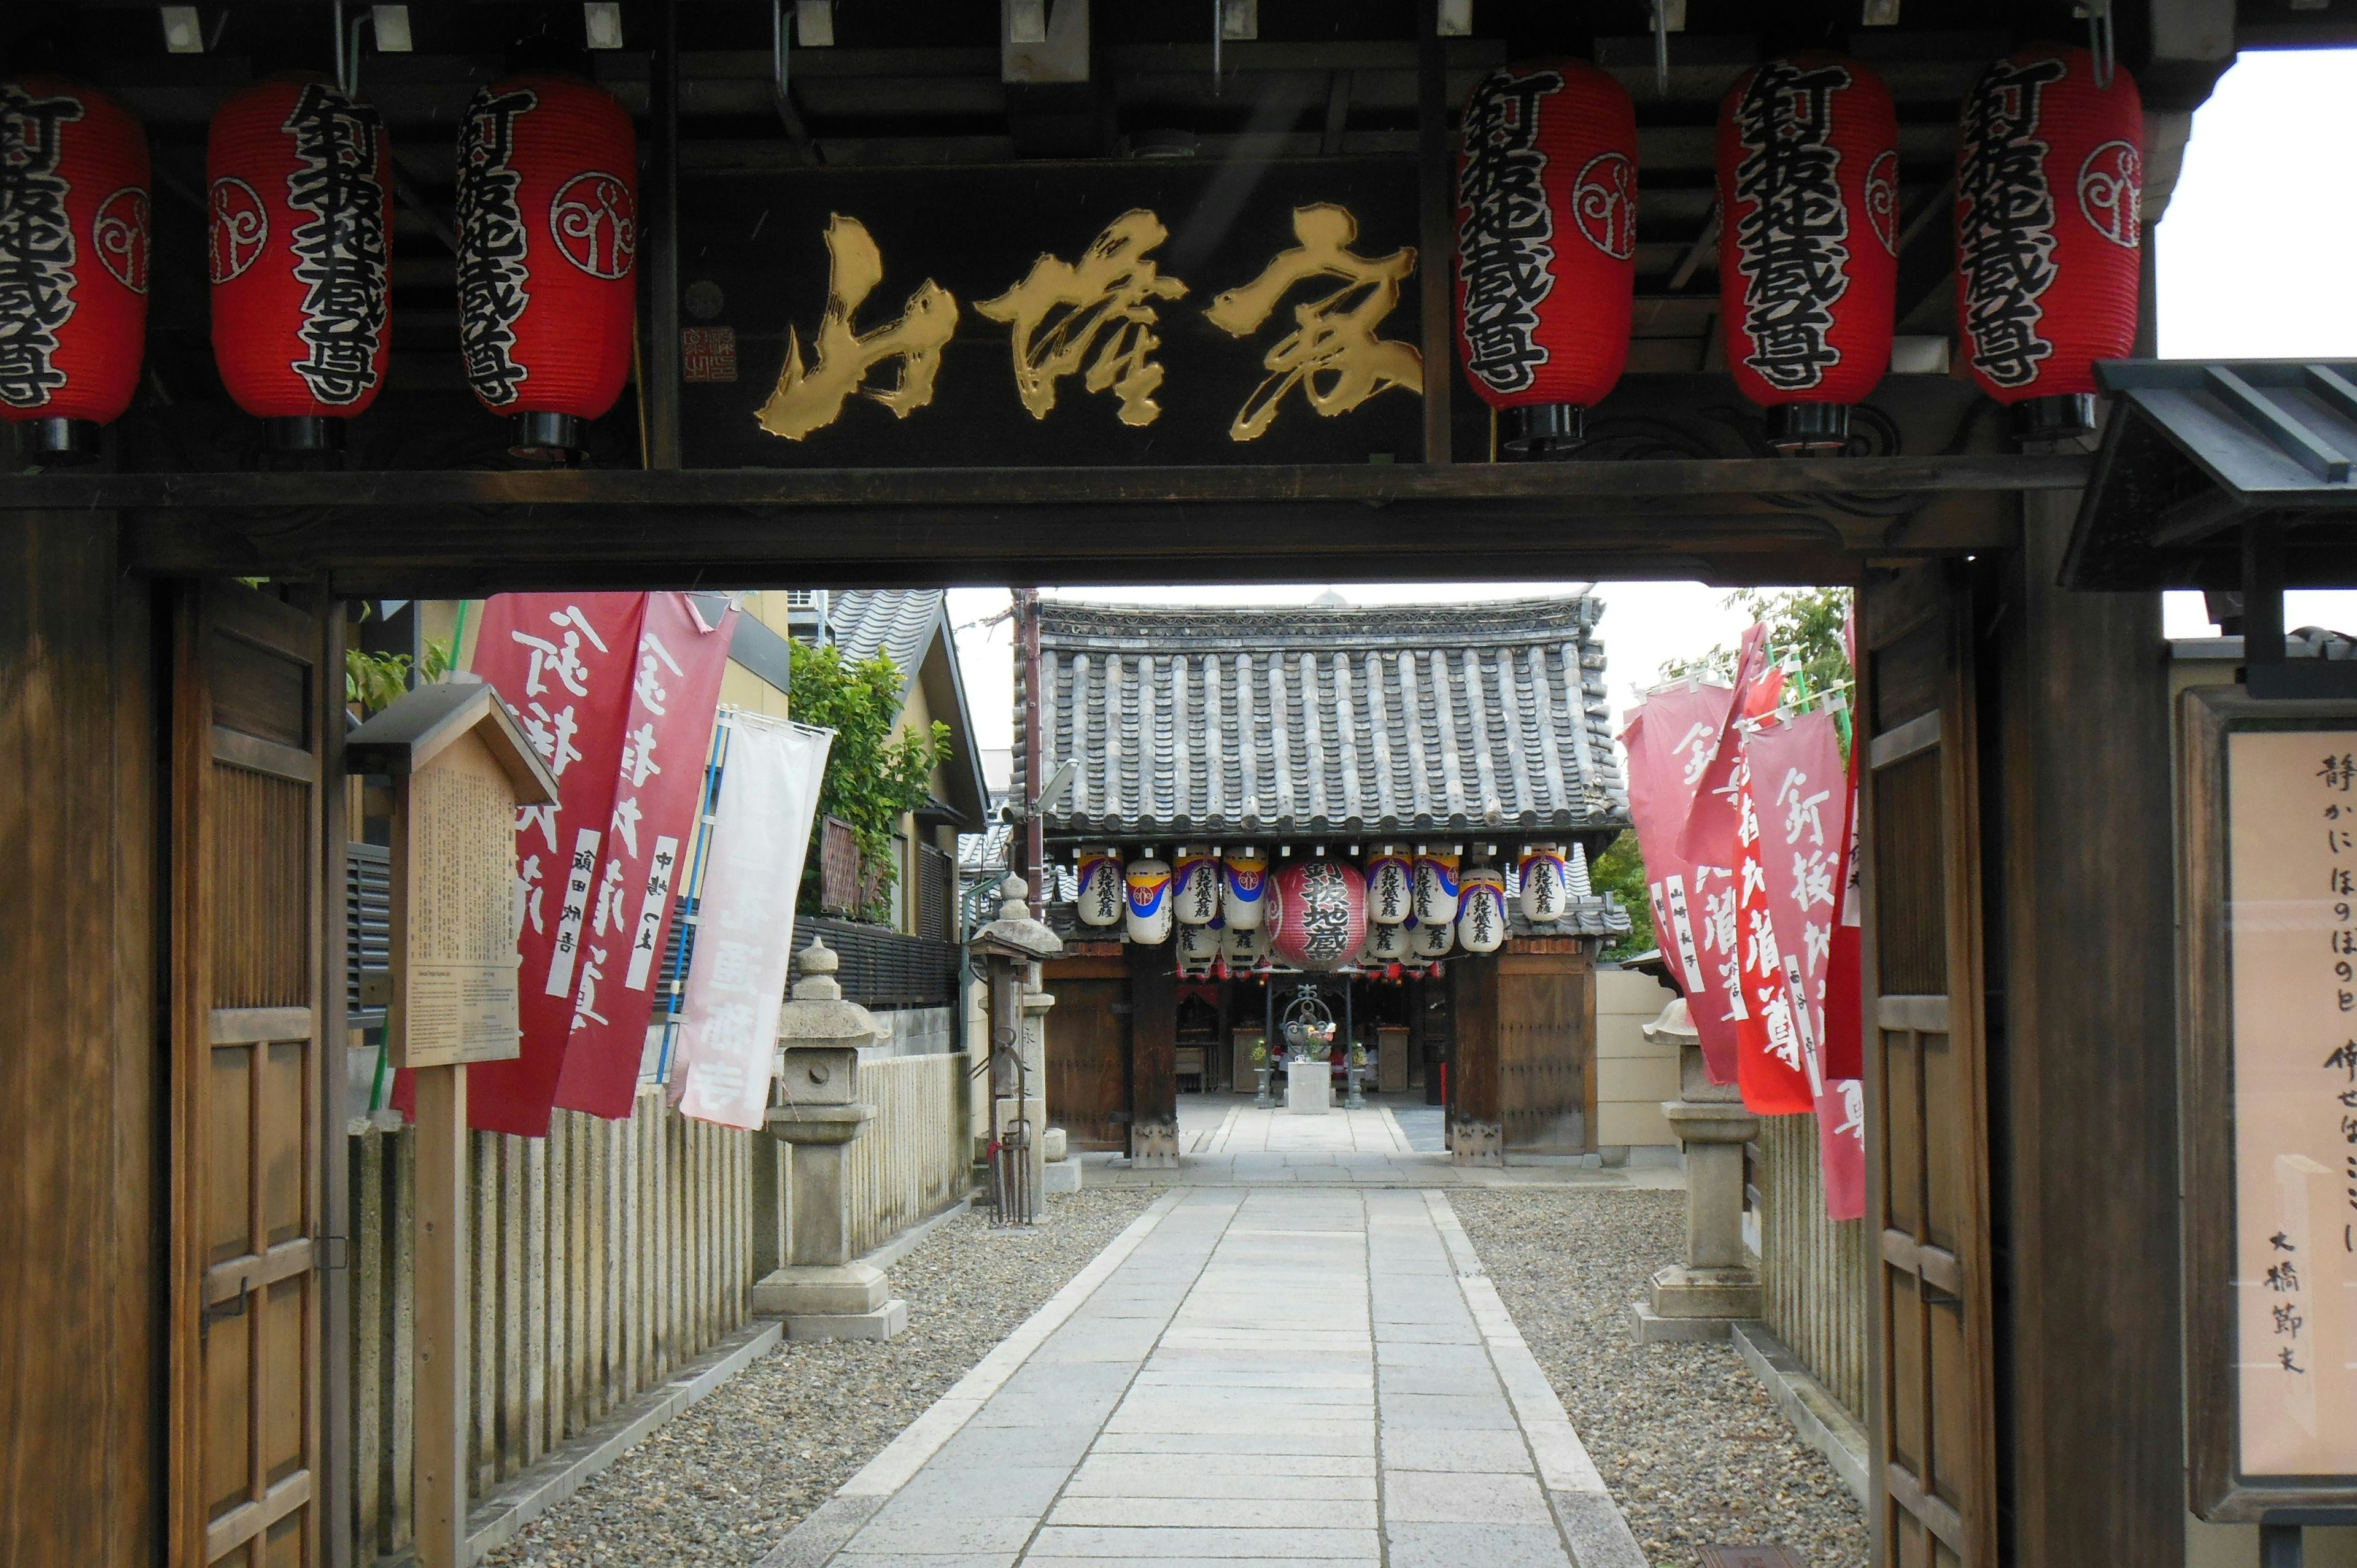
[1595,967,1679,1149]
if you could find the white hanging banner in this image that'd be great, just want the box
[671,716,833,1130]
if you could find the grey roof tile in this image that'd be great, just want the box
[1038,597,1629,843]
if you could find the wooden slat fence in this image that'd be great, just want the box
[347,1088,753,1561]
[1758,1111,1872,1420]
[845,1051,974,1259]
[346,1053,972,1561]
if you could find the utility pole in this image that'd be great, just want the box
[1016,587,1043,888]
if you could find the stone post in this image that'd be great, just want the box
[1631,996,1763,1342]
[752,939,905,1340]
[970,876,1064,1221]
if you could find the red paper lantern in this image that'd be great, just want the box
[1715,53,1897,454]
[1954,47,2142,441]
[207,77,392,451]
[1269,860,1367,973]
[455,75,637,457]
[1454,60,1636,457]
[1,78,149,462]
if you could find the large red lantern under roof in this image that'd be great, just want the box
[1,78,149,463]
[1270,859,1367,973]
[1715,52,1897,455]
[1954,45,2142,441]
[208,77,393,452]
[1454,59,1637,457]
[455,75,637,459]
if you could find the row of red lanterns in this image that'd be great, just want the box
[8,52,2135,462]
[2,72,635,460]
[1455,44,2144,454]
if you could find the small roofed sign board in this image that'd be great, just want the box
[347,681,561,1071]
[2181,689,2357,1521]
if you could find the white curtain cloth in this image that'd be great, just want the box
[671,717,832,1130]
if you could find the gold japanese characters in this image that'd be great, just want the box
[754,204,1420,441]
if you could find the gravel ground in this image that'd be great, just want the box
[484,1185,1162,1568]
[1450,1188,1868,1568]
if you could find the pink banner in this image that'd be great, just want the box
[398,593,648,1137]
[1822,611,1865,1083]
[1678,627,1813,1116]
[1619,681,1742,1084]
[553,592,738,1119]
[1745,707,1865,1219]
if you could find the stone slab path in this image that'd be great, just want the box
[1083,1101,1686,1190]
[761,1188,1648,1568]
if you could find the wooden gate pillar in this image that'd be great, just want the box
[0,512,163,1568]
[1126,940,1178,1167]
[1986,485,2183,1565]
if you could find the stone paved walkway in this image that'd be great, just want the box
[1082,1100,1686,1190]
[761,1188,1649,1568]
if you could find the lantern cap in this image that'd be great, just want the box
[1765,403,1850,456]
[12,418,101,465]
[1500,404,1587,458]
[266,416,346,454]
[511,411,587,461]
[2009,393,2097,444]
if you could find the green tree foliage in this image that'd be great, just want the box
[787,638,950,923]
[1592,830,1654,962]
[344,636,451,715]
[1660,586,1852,698]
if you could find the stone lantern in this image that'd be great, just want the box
[752,938,902,1339]
[1630,994,1764,1340]
[970,876,1063,1223]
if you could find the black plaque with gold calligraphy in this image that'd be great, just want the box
[676,157,1429,468]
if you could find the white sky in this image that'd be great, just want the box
[950,50,2357,755]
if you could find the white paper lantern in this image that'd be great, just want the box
[1364,848,1414,925]
[1125,856,1172,945]
[1177,919,1221,977]
[1457,865,1507,954]
[1360,920,1412,966]
[1412,851,1461,928]
[1174,849,1222,925]
[1411,914,1454,960]
[1223,848,1270,930]
[1075,848,1123,927]
[1220,921,1270,969]
[1519,845,1569,925]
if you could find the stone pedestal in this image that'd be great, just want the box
[1286,1059,1331,1114]
[1631,1040,1762,1343]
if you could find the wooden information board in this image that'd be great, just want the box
[2181,687,2357,1521]
[393,727,524,1068]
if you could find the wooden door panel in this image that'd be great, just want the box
[1863,568,1995,1568]
[174,582,327,1568]
[1045,976,1128,1150]
[1497,962,1587,1152]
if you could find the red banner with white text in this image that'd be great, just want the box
[553,592,738,1118]
[1744,707,1866,1219]
[1619,681,1743,1084]
[1678,628,1814,1115]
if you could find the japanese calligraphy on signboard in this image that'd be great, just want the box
[677,158,1434,467]
[2181,691,2357,1521]
[2227,729,2357,1477]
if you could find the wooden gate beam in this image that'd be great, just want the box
[0,455,2082,591]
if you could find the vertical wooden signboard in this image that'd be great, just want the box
[346,684,557,1568]
[2181,687,2357,1525]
